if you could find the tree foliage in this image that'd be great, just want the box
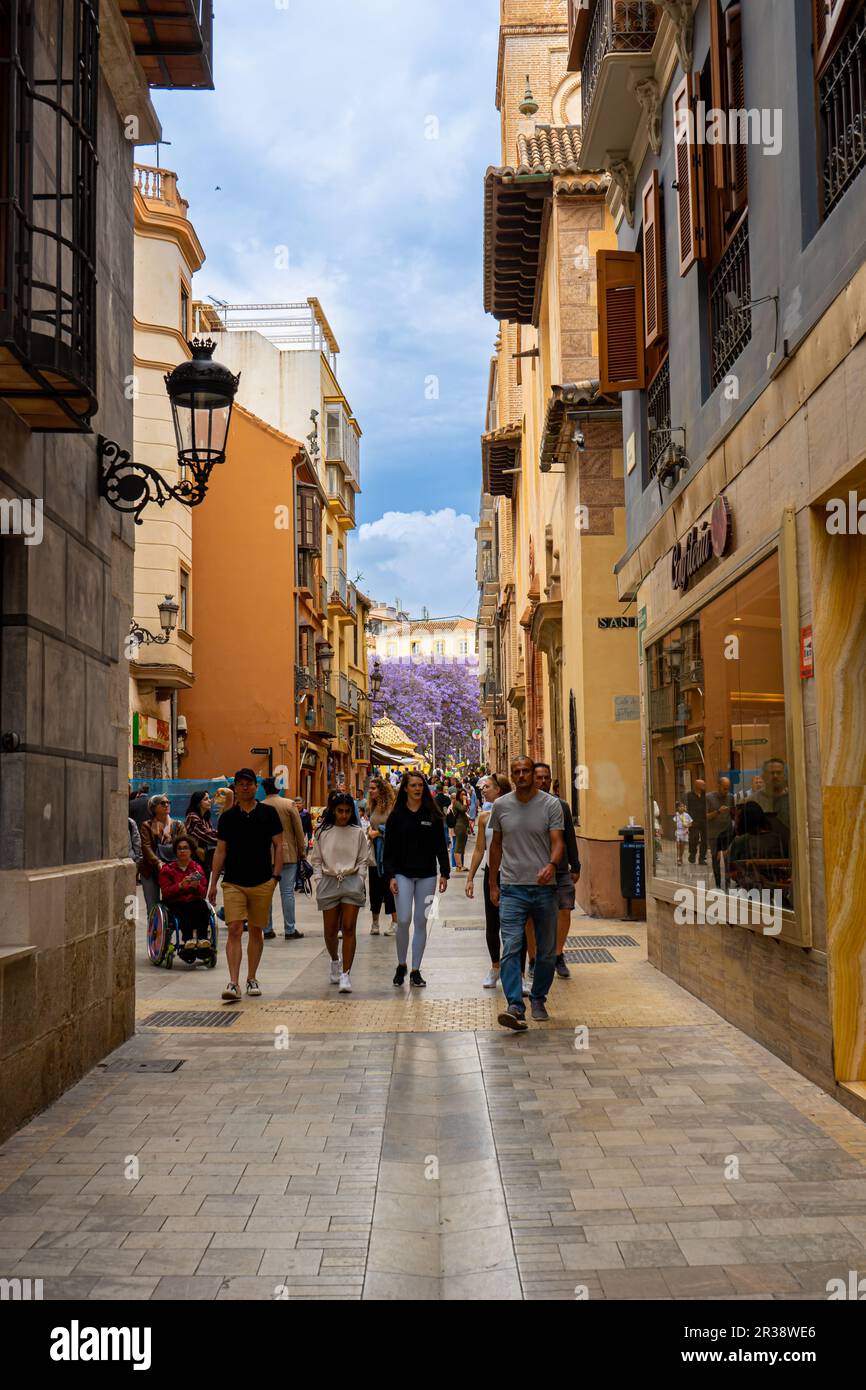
[372,661,482,764]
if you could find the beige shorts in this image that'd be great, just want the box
[222,879,275,930]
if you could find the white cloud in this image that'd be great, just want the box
[352,510,477,617]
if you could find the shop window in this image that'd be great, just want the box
[647,554,794,913]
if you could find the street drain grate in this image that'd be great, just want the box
[140,1010,241,1029]
[566,935,639,948]
[563,947,616,964]
[99,1058,185,1073]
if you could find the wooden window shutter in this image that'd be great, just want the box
[725,4,748,211]
[597,250,646,393]
[672,74,705,275]
[642,170,666,349]
[814,0,852,75]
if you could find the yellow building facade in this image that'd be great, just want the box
[478,0,643,916]
[130,165,206,778]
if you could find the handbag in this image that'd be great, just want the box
[295,857,314,895]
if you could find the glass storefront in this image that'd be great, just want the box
[647,553,793,910]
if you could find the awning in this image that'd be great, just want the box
[370,744,416,766]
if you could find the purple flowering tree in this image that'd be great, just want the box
[372,661,482,765]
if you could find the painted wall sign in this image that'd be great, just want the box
[598,617,638,630]
[671,496,732,592]
[614,696,640,722]
[800,625,814,679]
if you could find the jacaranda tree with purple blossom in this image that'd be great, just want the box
[372,661,482,765]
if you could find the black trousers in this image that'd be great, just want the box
[171,898,211,942]
[369,866,395,917]
[483,865,500,964]
[688,821,707,863]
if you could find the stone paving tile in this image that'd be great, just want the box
[6,901,866,1301]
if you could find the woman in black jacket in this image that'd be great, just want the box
[383,772,450,988]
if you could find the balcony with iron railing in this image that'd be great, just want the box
[647,355,671,481]
[819,3,866,217]
[568,0,659,170]
[709,218,752,391]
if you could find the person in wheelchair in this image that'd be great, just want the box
[158,834,211,946]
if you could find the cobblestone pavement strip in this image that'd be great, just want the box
[1,881,866,1300]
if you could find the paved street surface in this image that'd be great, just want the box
[3,874,866,1301]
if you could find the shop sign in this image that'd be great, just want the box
[132,712,170,751]
[800,625,814,679]
[671,496,732,593]
[598,617,638,630]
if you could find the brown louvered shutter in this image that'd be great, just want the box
[642,171,666,349]
[672,74,705,275]
[814,0,852,74]
[725,4,748,212]
[597,250,646,394]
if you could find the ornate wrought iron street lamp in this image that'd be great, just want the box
[98,338,240,524]
[370,658,383,699]
[129,594,179,649]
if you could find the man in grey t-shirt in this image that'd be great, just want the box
[488,755,565,1031]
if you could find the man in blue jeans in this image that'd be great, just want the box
[487,755,565,1031]
[262,778,308,939]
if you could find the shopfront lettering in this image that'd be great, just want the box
[671,496,732,593]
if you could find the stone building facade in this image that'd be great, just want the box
[573,0,866,1113]
[0,0,216,1142]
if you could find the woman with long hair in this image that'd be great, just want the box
[465,773,512,988]
[383,771,450,988]
[450,788,471,872]
[366,776,397,936]
[185,790,219,874]
[309,790,371,994]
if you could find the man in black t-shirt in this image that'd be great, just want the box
[209,768,283,1004]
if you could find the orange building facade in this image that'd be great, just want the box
[179,404,331,806]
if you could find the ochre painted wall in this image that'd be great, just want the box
[179,407,300,783]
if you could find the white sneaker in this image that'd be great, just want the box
[383,923,396,937]
[370,920,380,935]
[483,968,500,989]
[329,959,342,984]
[338,972,352,993]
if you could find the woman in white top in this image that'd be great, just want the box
[465,773,512,989]
[309,790,371,993]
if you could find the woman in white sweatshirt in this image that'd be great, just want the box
[309,790,371,993]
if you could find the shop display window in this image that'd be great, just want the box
[647,554,793,912]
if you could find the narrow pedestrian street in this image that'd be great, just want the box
[3,874,866,1303]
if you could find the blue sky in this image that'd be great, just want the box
[152,0,501,617]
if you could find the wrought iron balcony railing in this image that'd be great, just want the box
[582,0,659,133]
[709,218,752,390]
[819,3,866,216]
[647,355,671,480]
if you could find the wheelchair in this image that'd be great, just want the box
[147,898,219,970]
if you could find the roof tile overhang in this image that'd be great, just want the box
[484,128,609,326]
[539,381,620,472]
[481,425,521,499]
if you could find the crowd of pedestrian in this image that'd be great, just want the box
[128,757,579,1027]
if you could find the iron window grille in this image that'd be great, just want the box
[709,216,751,390]
[646,354,671,480]
[0,0,99,431]
[819,2,866,217]
[582,1,659,133]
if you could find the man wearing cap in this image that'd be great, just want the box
[208,768,283,1004]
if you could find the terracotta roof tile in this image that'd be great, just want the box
[515,124,583,175]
